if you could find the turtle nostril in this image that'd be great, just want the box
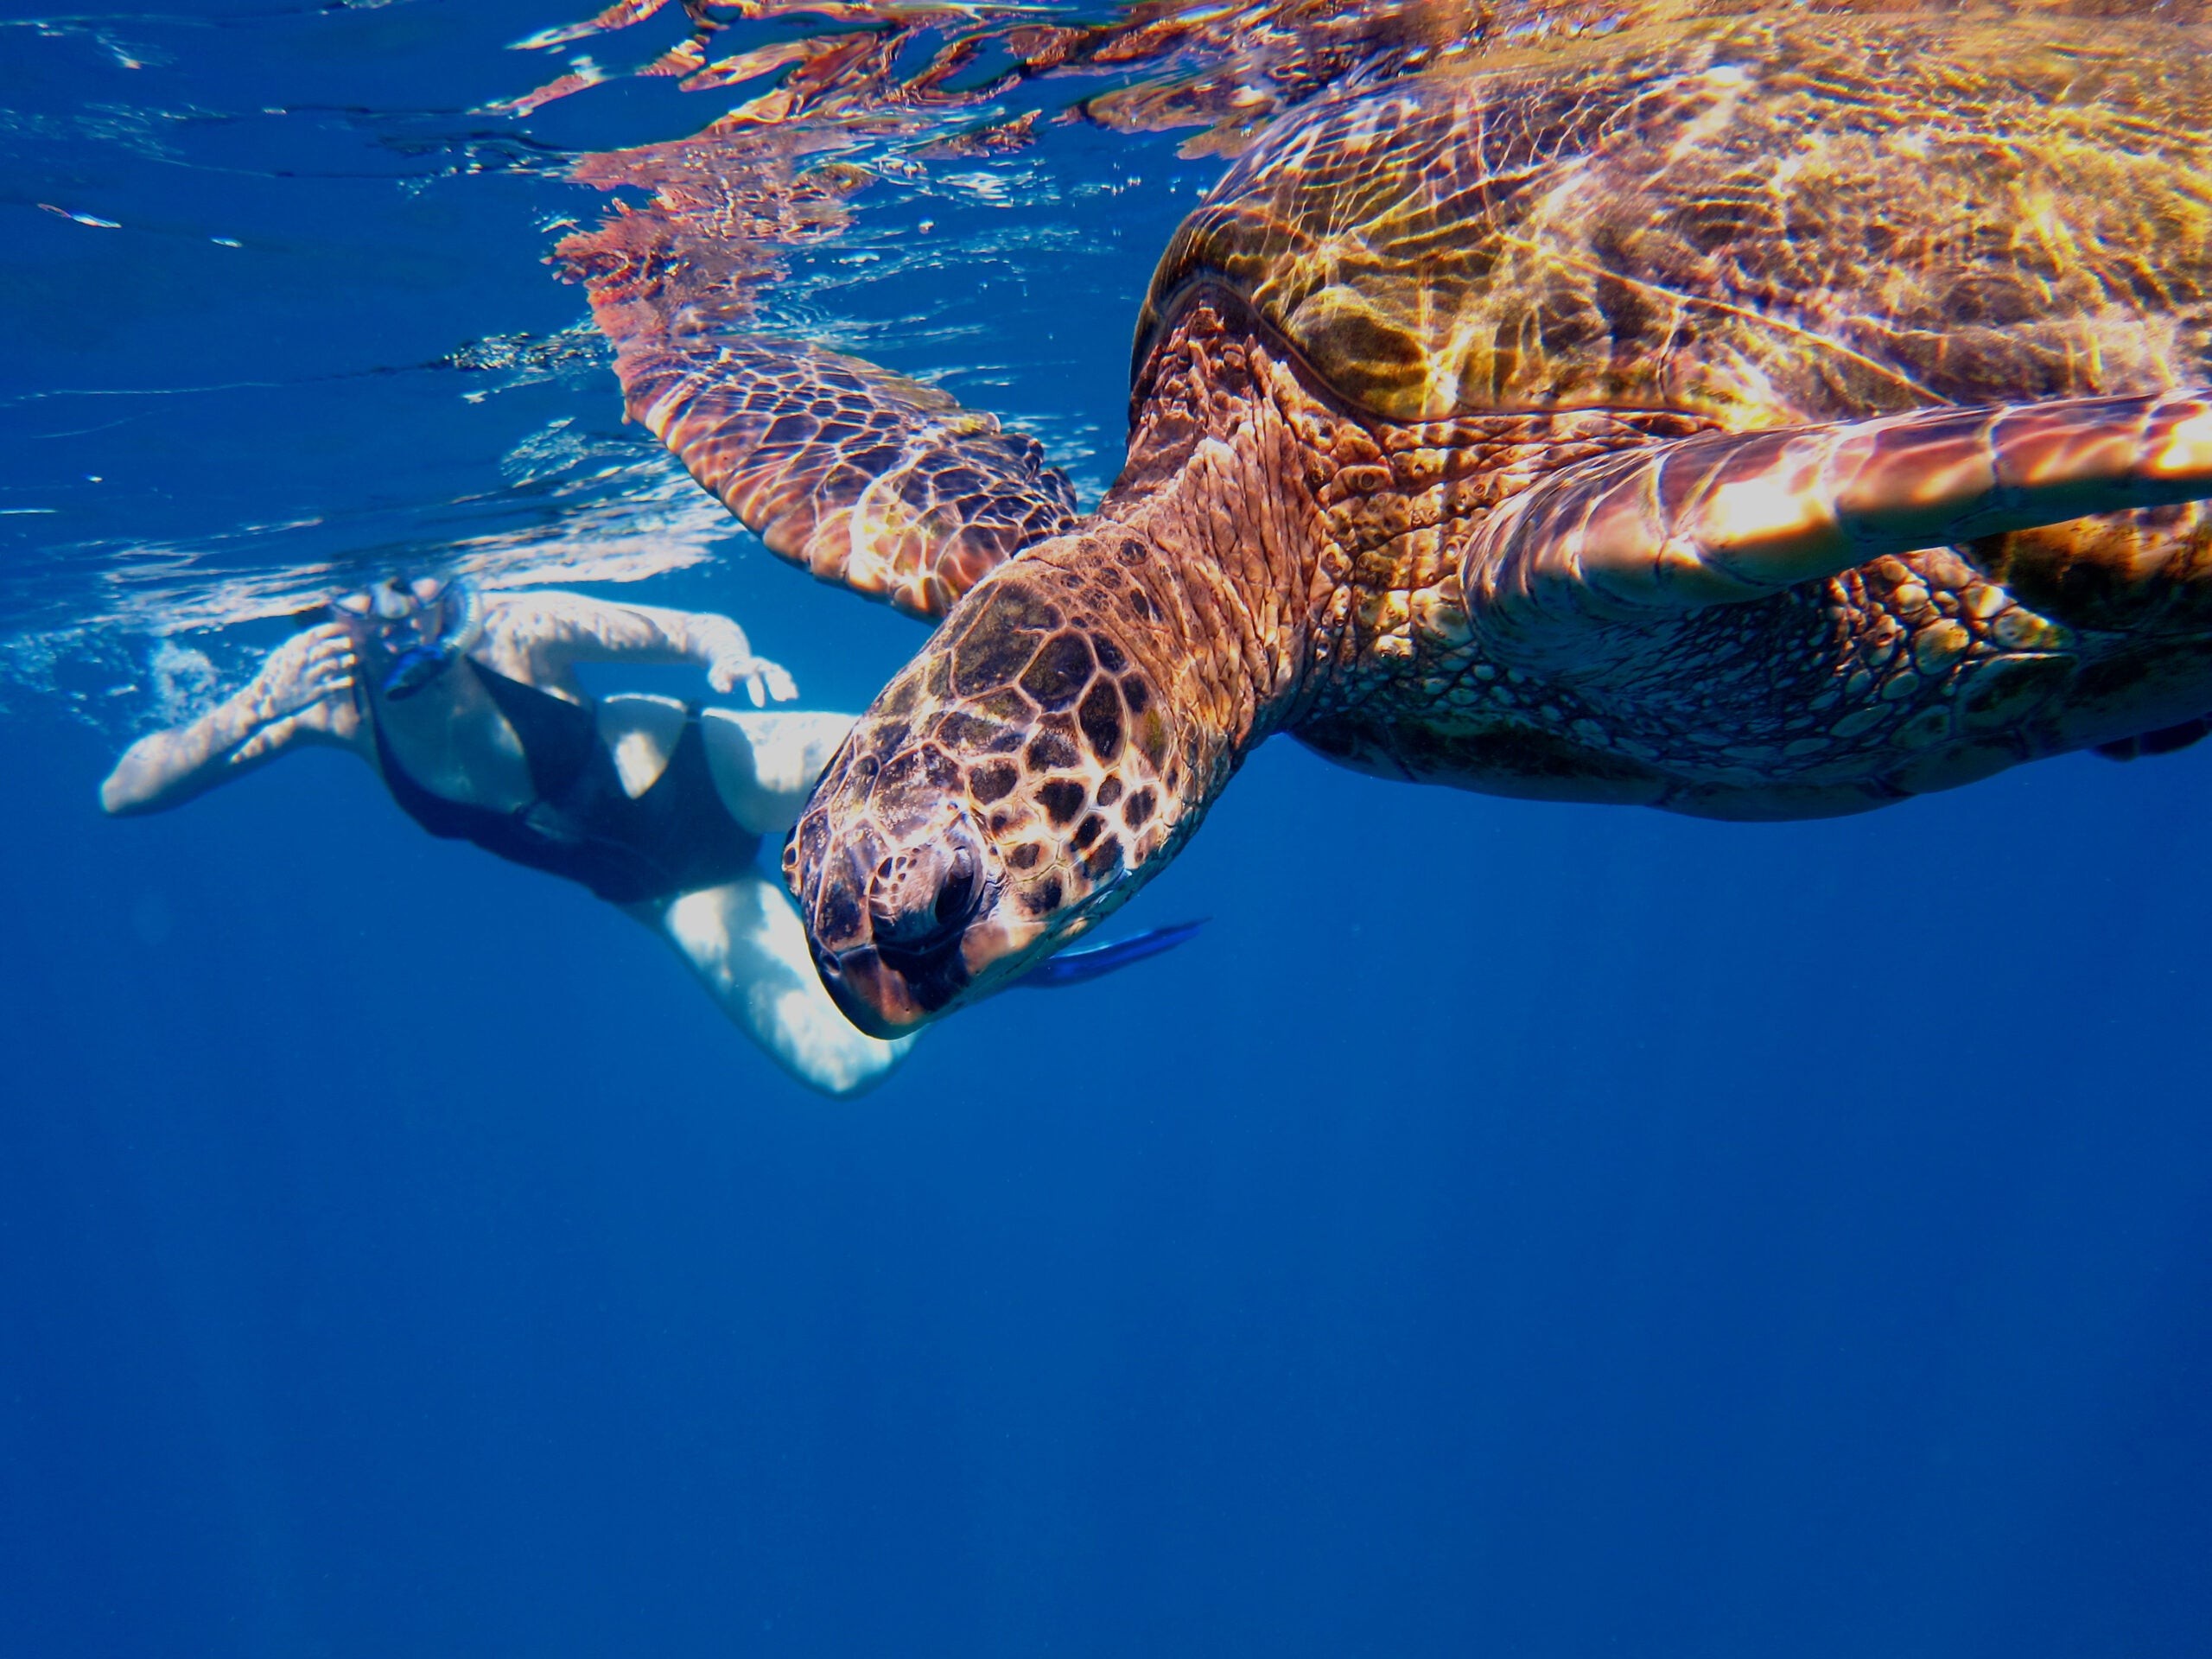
[868,834,986,952]
[934,846,979,930]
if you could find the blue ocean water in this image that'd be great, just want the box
[4,3,2210,1654]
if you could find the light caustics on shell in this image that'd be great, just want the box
[544,0,2212,417]
[546,0,2212,639]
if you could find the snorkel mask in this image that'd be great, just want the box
[329,575,485,702]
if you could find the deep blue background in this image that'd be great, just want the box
[4,4,2209,1654]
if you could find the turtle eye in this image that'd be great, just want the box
[934,846,979,930]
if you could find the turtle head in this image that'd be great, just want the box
[785,567,1191,1037]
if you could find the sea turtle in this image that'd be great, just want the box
[580,0,2212,1035]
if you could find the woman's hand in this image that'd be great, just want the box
[690,613,798,707]
[226,621,361,761]
[246,622,357,720]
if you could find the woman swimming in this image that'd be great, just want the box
[102,576,1190,1095]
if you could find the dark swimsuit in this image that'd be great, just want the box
[373,659,760,906]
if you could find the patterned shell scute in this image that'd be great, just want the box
[1135,5,2212,427]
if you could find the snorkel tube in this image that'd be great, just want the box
[378,576,484,701]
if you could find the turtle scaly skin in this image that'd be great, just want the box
[568,2,2212,1033]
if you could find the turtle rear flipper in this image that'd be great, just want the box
[1462,391,2212,675]
[619,335,1078,620]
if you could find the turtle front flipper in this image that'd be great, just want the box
[618,335,1079,619]
[1463,392,2212,675]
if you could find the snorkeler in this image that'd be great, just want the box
[101,577,1194,1095]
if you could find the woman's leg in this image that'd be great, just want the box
[645,874,914,1096]
[696,709,858,836]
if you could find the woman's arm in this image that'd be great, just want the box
[100,623,367,815]
[473,590,798,707]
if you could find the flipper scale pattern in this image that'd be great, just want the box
[620,336,1079,618]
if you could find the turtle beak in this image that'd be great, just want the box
[811,941,950,1038]
[796,808,1040,1038]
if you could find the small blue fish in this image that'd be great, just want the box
[1017,918,1206,989]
